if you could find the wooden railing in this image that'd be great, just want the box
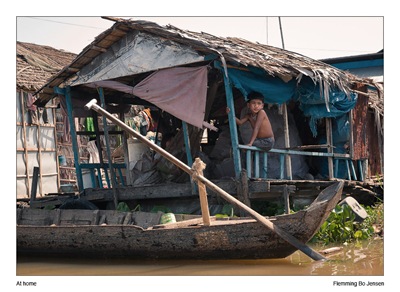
[80,163,126,189]
[238,145,365,181]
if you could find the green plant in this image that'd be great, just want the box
[132,204,141,212]
[312,204,356,244]
[312,202,383,245]
[359,203,384,237]
[221,204,234,217]
[44,205,55,210]
[375,174,384,191]
[215,204,236,218]
[116,202,130,212]
[251,201,285,216]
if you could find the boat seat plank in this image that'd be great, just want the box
[131,211,163,229]
[99,214,106,225]
[54,209,61,225]
[98,210,129,225]
[59,209,94,225]
[123,212,133,225]
[152,216,217,229]
[91,210,99,225]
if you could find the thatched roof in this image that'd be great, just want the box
[34,17,375,106]
[17,41,76,91]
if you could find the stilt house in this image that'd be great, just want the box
[17,42,76,199]
[32,17,383,213]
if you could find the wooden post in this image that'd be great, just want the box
[53,98,61,192]
[64,87,84,191]
[36,119,43,195]
[236,170,251,217]
[362,159,368,182]
[326,118,334,179]
[191,158,211,226]
[349,110,354,159]
[98,88,119,208]
[92,110,110,187]
[222,71,242,178]
[121,110,131,186]
[30,167,40,206]
[282,103,292,180]
[240,170,251,207]
[19,91,31,196]
[283,185,290,214]
[182,122,196,195]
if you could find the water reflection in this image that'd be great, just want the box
[17,239,383,276]
[287,239,384,276]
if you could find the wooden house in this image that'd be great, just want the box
[31,17,383,213]
[16,42,76,199]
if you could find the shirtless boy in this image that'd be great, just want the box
[227,92,275,151]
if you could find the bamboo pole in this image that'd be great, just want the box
[84,99,327,261]
[36,117,43,195]
[53,99,61,192]
[19,91,31,197]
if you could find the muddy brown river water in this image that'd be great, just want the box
[14,239,388,290]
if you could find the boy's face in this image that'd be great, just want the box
[247,99,264,113]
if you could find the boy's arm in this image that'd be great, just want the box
[235,115,249,125]
[226,107,249,125]
[247,110,267,146]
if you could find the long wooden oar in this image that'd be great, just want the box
[85,99,327,261]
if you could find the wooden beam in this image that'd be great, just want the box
[91,45,107,53]
[19,91,31,196]
[36,119,43,195]
[192,158,211,226]
[326,118,334,179]
[30,167,40,206]
[283,185,290,214]
[153,217,216,229]
[281,103,292,180]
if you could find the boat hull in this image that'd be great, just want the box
[17,181,343,260]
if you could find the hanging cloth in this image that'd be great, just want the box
[131,66,208,129]
[84,117,96,139]
[83,66,208,129]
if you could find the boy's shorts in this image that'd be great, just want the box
[253,137,275,151]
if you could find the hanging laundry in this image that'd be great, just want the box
[84,117,96,139]
[25,92,38,124]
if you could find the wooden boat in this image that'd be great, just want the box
[17,180,343,260]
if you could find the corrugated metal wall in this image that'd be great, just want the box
[351,84,383,178]
[351,89,369,160]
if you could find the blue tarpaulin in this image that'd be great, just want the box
[225,66,297,104]
[216,63,358,138]
[296,78,357,137]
